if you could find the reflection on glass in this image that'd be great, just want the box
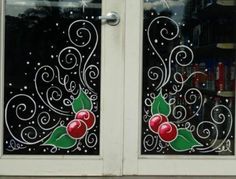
[142,0,235,155]
[4,0,101,155]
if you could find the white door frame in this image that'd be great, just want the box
[0,0,125,176]
[123,0,236,176]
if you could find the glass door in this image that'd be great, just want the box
[124,0,236,175]
[0,0,125,176]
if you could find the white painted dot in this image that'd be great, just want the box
[26,61,30,64]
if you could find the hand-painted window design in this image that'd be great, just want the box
[4,0,101,155]
[142,0,235,155]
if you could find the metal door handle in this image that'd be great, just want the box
[98,11,120,26]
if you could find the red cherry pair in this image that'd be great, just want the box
[148,114,177,142]
[66,110,96,139]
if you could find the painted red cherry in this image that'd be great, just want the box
[66,119,87,139]
[158,122,178,142]
[75,110,96,130]
[148,114,168,134]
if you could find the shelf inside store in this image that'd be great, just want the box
[193,43,236,58]
[215,0,236,6]
[200,89,235,98]
[194,1,236,19]
[217,91,235,97]
[182,86,235,98]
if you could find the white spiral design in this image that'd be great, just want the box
[69,22,92,47]
[56,66,80,96]
[172,105,187,121]
[147,16,179,91]
[197,105,233,153]
[58,46,82,70]
[85,132,98,148]
[143,134,159,151]
[171,88,203,124]
[37,112,61,131]
[170,45,194,67]
[5,94,51,145]
[68,20,99,93]
[84,64,99,80]
[35,66,71,116]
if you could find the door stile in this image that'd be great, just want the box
[123,0,143,175]
[101,0,126,175]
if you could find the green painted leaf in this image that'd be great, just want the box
[44,126,77,149]
[72,90,92,113]
[170,128,202,152]
[151,92,170,116]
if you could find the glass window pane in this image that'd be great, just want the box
[142,0,235,155]
[4,0,101,155]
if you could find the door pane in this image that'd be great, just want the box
[142,0,235,155]
[4,0,101,155]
